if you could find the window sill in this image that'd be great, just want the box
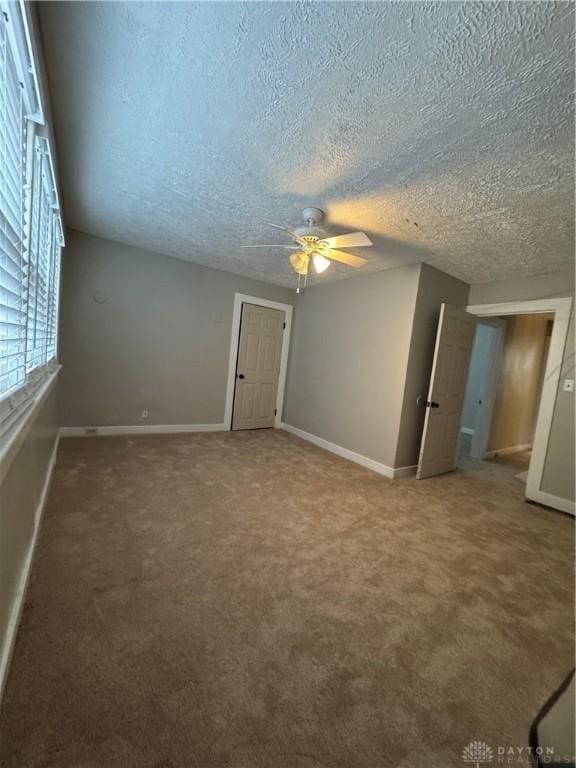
[0,365,61,486]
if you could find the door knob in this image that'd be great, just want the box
[236,373,245,379]
[425,400,439,408]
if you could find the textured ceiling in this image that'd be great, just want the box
[39,1,574,288]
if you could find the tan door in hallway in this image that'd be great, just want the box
[417,303,477,479]
[232,303,285,430]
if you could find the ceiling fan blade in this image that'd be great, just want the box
[326,249,368,268]
[241,244,300,249]
[267,223,307,246]
[319,232,372,249]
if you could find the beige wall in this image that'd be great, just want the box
[0,382,59,695]
[469,271,574,503]
[394,264,469,467]
[488,315,550,452]
[59,230,294,428]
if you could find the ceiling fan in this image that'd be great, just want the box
[241,208,372,291]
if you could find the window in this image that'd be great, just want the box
[0,2,63,430]
[0,9,27,398]
[25,137,61,373]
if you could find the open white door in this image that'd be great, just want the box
[417,304,477,479]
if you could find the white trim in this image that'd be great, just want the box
[391,463,419,479]
[0,366,60,485]
[485,443,532,458]
[224,294,294,430]
[527,490,575,517]
[0,432,59,703]
[18,0,45,123]
[461,427,475,436]
[280,422,417,479]
[59,423,227,438]
[1,0,43,120]
[466,298,570,318]
[467,297,573,512]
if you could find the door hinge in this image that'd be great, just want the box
[283,322,286,329]
[274,409,277,415]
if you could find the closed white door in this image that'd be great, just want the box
[232,303,285,430]
[417,304,477,479]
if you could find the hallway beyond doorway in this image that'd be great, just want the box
[459,431,532,493]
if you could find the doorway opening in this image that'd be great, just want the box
[416,296,572,514]
[458,313,554,492]
[464,297,573,514]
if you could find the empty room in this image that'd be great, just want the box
[1,2,574,767]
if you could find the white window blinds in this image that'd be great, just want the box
[0,11,27,398]
[26,137,60,372]
[46,214,61,362]
[0,4,63,426]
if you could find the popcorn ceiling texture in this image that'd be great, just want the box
[39,1,574,288]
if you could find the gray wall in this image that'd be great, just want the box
[461,324,492,432]
[283,264,422,468]
[59,230,294,427]
[283,262,469,470]
[541,314,574,501]
[394,264,469,467]
[469,271,574,502]
[468,269,574,305]
[0,383,59,695]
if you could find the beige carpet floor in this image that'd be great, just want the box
[0,430,573,768]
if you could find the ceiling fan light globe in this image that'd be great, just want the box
[312,254,331,274]
[290,251,309,275]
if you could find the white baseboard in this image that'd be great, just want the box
[391,463,419,479]
[59,423,228,437]
[461,427,475,436]
[0,433,60,704]
[486,443,532,458]
[280,423,417,480]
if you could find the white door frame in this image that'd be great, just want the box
[467,297,573,515]
[224,293,293,430]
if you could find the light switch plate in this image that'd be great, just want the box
[562,379,575,393]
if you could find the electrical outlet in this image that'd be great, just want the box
[141,409,149,419]
[562,379,574,393]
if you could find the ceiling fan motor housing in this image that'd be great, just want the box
[294,226,326,242]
